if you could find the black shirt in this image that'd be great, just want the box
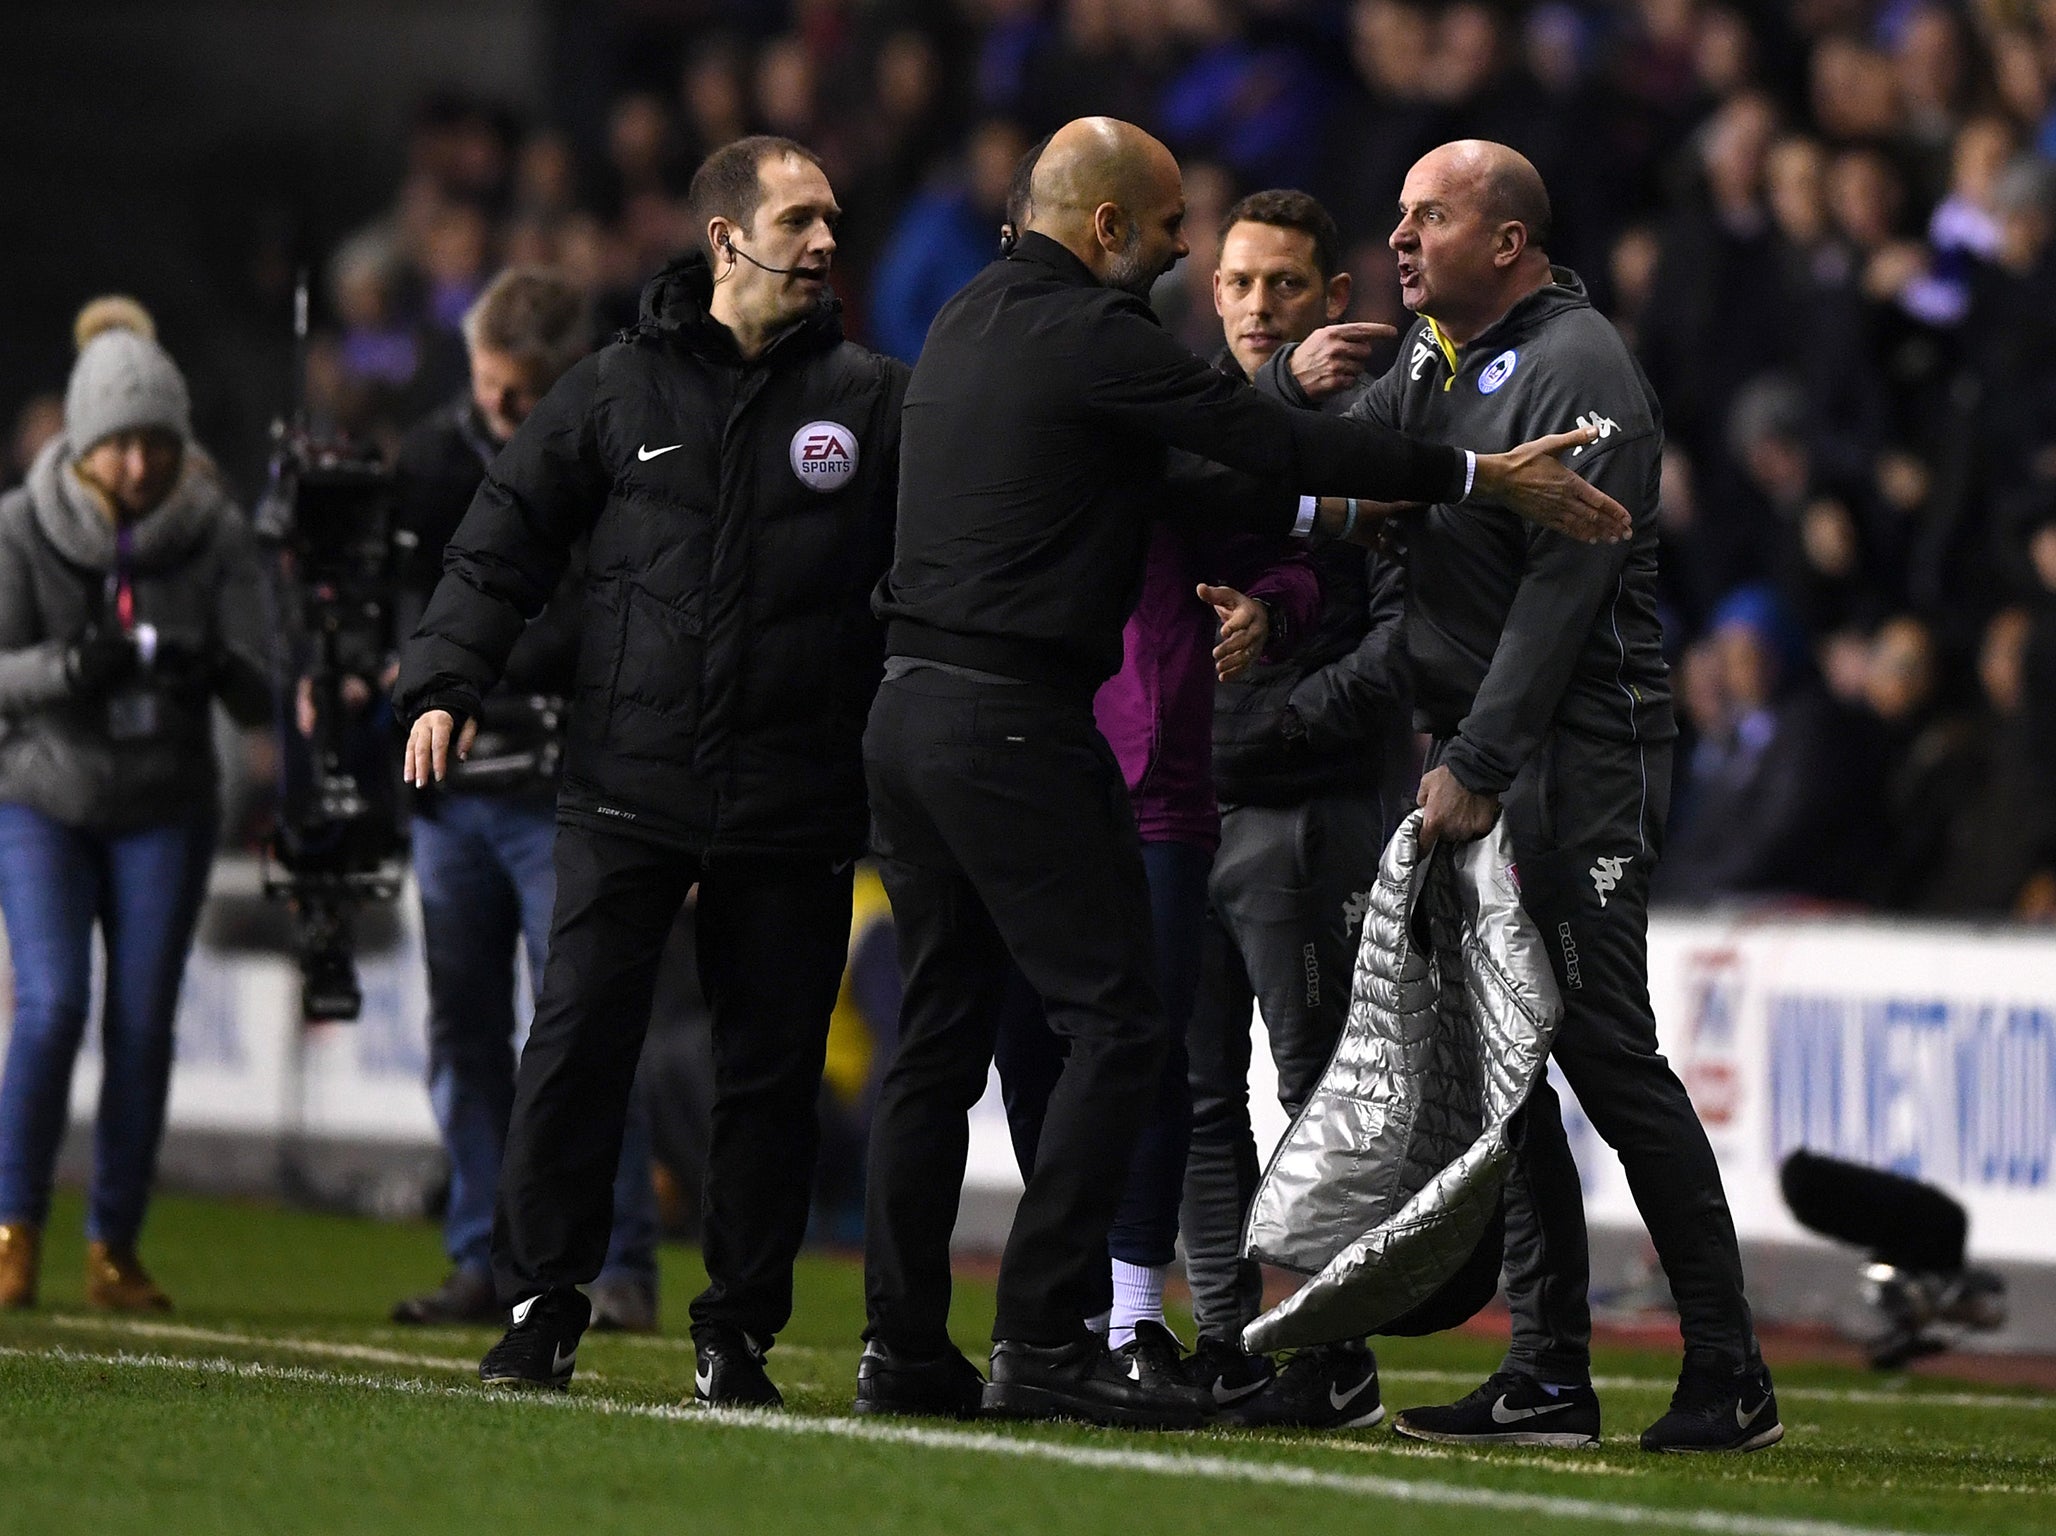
[874,232,1464,692]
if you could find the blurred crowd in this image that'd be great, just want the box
[10,0,2056,919]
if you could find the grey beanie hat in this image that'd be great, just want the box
[64,319,192,453]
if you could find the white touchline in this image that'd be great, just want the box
[39,1315,480,1375]
[39,1317,2054,1414]
[0,1344,1963,1536]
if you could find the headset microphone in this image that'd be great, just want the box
[721,234,814,279]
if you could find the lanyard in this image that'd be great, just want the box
[109,525,136,630]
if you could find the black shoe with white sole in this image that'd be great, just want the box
[1219,1340,1382,1430]
[1392,1369,1601,1447]
[983,1335,1214,1429]
[693,1325,783,1409]
[1184,1334,1276,1413]
[854,1338,986,1419]
[479,1287,591,1391]
[1639,1350,1783,1453]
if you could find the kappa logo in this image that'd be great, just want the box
[1409,333,1439,381]
[789,420,858,491]
[1589,853,1631,906]
[1342,888,1374,931]
[1571,412,1619,455]
[1556,920,1583,990]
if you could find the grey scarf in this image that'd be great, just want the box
[24,432,229,573]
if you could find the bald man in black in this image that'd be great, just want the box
[855,118,1623,1428]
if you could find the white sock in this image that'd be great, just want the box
[1108,1260,1169,1350]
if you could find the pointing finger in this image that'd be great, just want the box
[1324,322,1398,342]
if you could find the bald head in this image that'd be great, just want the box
[1418,140,1552,248]
[1024,117,1190,294]
[1391,139,1556,343]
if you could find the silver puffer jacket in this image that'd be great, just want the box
[1241,810,1562,1354]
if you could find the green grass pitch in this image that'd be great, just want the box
[1,1192,2050,1535]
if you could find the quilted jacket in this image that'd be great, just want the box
[1241,810,1562,1352]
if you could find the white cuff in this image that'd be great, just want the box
[1292,494,1318,538]
[1461,449,1477,502]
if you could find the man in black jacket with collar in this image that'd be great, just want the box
[1262,140,1779,1454]
[857,116,1628,1429]
[1180,189,1415,1427]
[396,136,907,1404]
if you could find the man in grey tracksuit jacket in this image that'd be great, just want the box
[1261,141,1774,1453]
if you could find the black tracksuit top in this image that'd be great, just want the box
[874,233,1466,692]
[1265,269,1676,797]
[396,253,908,858]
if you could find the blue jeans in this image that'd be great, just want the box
[412,793,656,1283]
[994,838,1212,1268]
[0,801,216,1247]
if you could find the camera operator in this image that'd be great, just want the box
[383,268,661,1332]
[0,299,269,1313]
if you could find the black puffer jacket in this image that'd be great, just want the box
[1212,542,1413,810]
[396,254,908,857]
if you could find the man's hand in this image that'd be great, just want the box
[1473,425,1632,543]
[1417,764,1500,848]
[1199,584,1269,681]
[403,708,479,786]
[1288,322,1397,401]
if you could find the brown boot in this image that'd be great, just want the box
[0,1224,40,1309]
[85,1241,173,1312]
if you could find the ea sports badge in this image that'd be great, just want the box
[790,420,858,491]
[1479,349,1518,394]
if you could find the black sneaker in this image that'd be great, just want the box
[1392,1369,1601,1447]
[854,1338,985,1419]
[1221,1340,1383,1430]
[1184,1334,1276,1413]
[393,1268,501,1327]
[693,1325,782,1409]
[479,1288,591,1391]
[983,1335,1214,1429]
[1113,1320,1193,1395]
[1639,1350,1782,1453]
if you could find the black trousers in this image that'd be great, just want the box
[1180,791,1390,1342]
[490,820,852,1344]
[862,668,1168,1352]
[1479,729,1761,1380]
